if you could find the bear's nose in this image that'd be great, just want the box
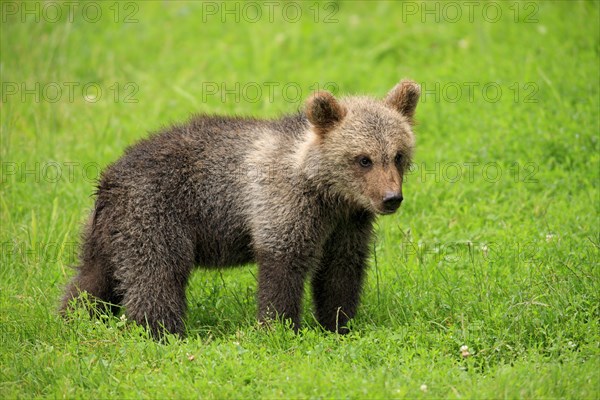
[382,192,403,212]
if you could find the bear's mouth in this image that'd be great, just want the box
[374,205,401,215]
[379,209,399,215]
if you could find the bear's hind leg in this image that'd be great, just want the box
[121,269,190,338]
[61,259,122,315]
[114,229,194,338]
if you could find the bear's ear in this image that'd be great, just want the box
[385,79,421,124]
[305,91,347,135]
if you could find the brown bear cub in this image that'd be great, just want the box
[61,80,421,337]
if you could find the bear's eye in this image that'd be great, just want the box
[394,153,402,165]
[358,156,373,168]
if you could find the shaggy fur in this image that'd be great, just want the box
[61,80,421,337]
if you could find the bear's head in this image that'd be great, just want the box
[300,79,420,215]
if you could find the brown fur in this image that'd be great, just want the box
[61,80,421,337]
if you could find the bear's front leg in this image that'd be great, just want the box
[249,186,327,331]
[312,212,374,333]
[256,251,316,331]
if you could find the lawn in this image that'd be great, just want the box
[1,1,599,398]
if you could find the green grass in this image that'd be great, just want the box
[1,1,599,398]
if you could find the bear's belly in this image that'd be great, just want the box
[193,225,254,268]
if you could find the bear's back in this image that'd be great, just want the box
[92,113,310,268]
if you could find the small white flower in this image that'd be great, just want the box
[481,244,489,257]
[460,345,471,358]
[420,384,428,392]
